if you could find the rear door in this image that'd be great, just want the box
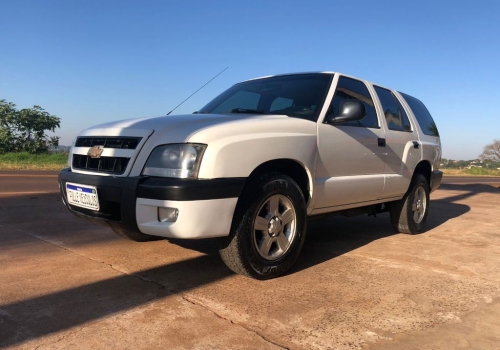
[373,86,421,198]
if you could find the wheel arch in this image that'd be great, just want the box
[413,160,432,186]
[246,159,313,205]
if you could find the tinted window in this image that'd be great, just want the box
[270,97,294,111]
[400,92,439,136]
[211,91,260,113]
[374,86,411,132]
[199,74,333,121]
[327,77,378,128]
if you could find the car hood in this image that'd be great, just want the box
[78,113,269,142]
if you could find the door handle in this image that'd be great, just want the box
[413,141,420,149]
[378,138,386,147]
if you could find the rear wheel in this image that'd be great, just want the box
[219,173,307,279]
[390,174,430,234]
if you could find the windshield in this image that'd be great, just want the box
[198,73,333,121]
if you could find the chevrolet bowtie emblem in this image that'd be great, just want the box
[87,146,104,158]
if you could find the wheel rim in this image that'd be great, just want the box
[412,185,427,224]
[253,194,297,261]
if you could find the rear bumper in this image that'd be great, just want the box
[430,170,443,193]
[58,168,245,238]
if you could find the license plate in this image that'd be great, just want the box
[66,182,100,211]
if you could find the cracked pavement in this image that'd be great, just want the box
[1,172,500,349]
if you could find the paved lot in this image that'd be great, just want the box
[1,172,500,349]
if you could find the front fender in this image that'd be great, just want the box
[197,132,318,179]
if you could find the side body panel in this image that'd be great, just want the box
[375,91,421,199]
[188,116,318,210]
[396,92,442,173]
[314,74,386,209]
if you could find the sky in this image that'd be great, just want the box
[1,0,499,160]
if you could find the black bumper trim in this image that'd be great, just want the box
[430,170,443,193]
[59,168,143,234]
[137,177,246,201]
[58,168,246,234]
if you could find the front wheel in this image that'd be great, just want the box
[219,173,307,280]
[390,174,430,234]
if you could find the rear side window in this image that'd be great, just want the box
[327,76,379,128]
[400,92,439,136]
[374,86,411,132]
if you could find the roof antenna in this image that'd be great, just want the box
[166,67,229,116]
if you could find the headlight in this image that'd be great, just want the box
[142,144,206,179]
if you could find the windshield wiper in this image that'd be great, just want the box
[231,108,266,114]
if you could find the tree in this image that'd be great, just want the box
[0,99,60,154]
[479,139,500,163]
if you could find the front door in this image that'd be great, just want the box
[315,75,386,209]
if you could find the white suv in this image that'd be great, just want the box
[59,72,442,279]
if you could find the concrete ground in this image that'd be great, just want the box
[1,172,500,349]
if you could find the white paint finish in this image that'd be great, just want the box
[421,139,442,170]
[393,91,442,172]
[79,127,154,138]
[190,116,317,179]
[313,175,386,209]
[68,71,442,231]
[315,74,389,207]
[135,197,238,239]
[381,138,421,197]
[128,114,275,176]
[316,124,386,207]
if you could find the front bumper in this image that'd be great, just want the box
[430,170,443,193]
[58,168,246,239]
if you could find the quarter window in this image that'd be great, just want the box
[374,86,412,132]
[327,77,378,128]
[400,92,439,136]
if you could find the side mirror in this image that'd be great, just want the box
[325,100,366,124]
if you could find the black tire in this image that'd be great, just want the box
[390,174,430,234]
[219,173,307,280]
[110,227,160,242]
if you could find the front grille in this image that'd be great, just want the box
[72,136,142,175]
[72,154,130,175]
[75,137,142,149]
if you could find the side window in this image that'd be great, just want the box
[327,77,378,128]
[211,91,260,113]
[374,86,412,132]
[400,92,439,136]
[270,97,294,111]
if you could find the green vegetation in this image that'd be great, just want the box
[0,99,64,170]
[442,168,500,177]
[441,145,500,177]
[1,99,60,154]
[0,152,68,170]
